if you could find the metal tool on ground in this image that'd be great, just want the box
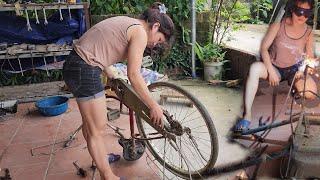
[107,108,120,121]
[72,161,87,178]
[64,124,82,147]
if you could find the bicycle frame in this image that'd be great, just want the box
[107,78,176,142]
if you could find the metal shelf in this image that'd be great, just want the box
[0,49,71,60]
[0,2,88,11]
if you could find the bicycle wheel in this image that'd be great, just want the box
[136,82,218,178]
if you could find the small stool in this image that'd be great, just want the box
[160,91,193,107]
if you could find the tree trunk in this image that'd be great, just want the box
[207,0,212,9]
[212,0,224,43]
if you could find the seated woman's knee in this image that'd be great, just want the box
[249,62,265,76]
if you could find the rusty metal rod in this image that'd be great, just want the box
[232,135,287,146]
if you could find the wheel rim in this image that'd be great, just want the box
[136,82,218,178]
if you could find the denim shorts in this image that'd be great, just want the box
[62,50,104,101]
[273,62,301,85]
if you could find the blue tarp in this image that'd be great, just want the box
[0,9,84,45]
[0,5,86,72]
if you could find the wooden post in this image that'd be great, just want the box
[313,0,318,30]
[83,2,91,30]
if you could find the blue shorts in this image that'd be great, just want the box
[273,62,301,85]
[62,50,104,101]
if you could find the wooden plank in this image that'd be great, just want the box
[0,2,87,11]
[0,50,71,60]
[160,91,193,107]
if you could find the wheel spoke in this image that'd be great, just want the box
[135,82,218,178]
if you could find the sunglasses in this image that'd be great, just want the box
[293,6,312,18]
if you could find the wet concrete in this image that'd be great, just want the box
[170,79,249,179]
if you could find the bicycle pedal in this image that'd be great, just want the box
[107,109,120,121]
[118,138,145,161]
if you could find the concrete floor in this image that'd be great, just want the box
[1,79,318,179]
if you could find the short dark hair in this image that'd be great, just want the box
[286,0,314,20]
[287,0,314,11]
[139,2,175,43]
[294,0,314,9]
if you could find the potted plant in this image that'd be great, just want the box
[195,42,227,81]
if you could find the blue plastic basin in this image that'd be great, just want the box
[35,96,69,116]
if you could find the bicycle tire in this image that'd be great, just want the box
[136,82,219,178]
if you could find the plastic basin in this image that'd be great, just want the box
[35,96,69,116]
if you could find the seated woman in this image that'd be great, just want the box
[235,0,317,131]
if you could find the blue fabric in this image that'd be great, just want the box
[0,6,87,72]
[0,11,79,44]
[234,119,251,132]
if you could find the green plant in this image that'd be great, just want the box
[90,0,191,43]
[89,1,193,75]
[196,0,209,12]
[0,69,63,87]
[211,0,250,45]
[152,44,191,76]
[250,0,273,24]
[194,42,226,63]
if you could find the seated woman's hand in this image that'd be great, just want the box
[295,71,304,79]
[268,68,280,86]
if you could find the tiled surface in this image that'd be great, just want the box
[0,97,161,180]
[0,80,319,179]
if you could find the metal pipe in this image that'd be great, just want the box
[240,117,299,135]
[191,0,196,78]
[232,135,288,146]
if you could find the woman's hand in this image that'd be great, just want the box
[149,103,164,129]
[268,68,280,86]
[295,71,304,79]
